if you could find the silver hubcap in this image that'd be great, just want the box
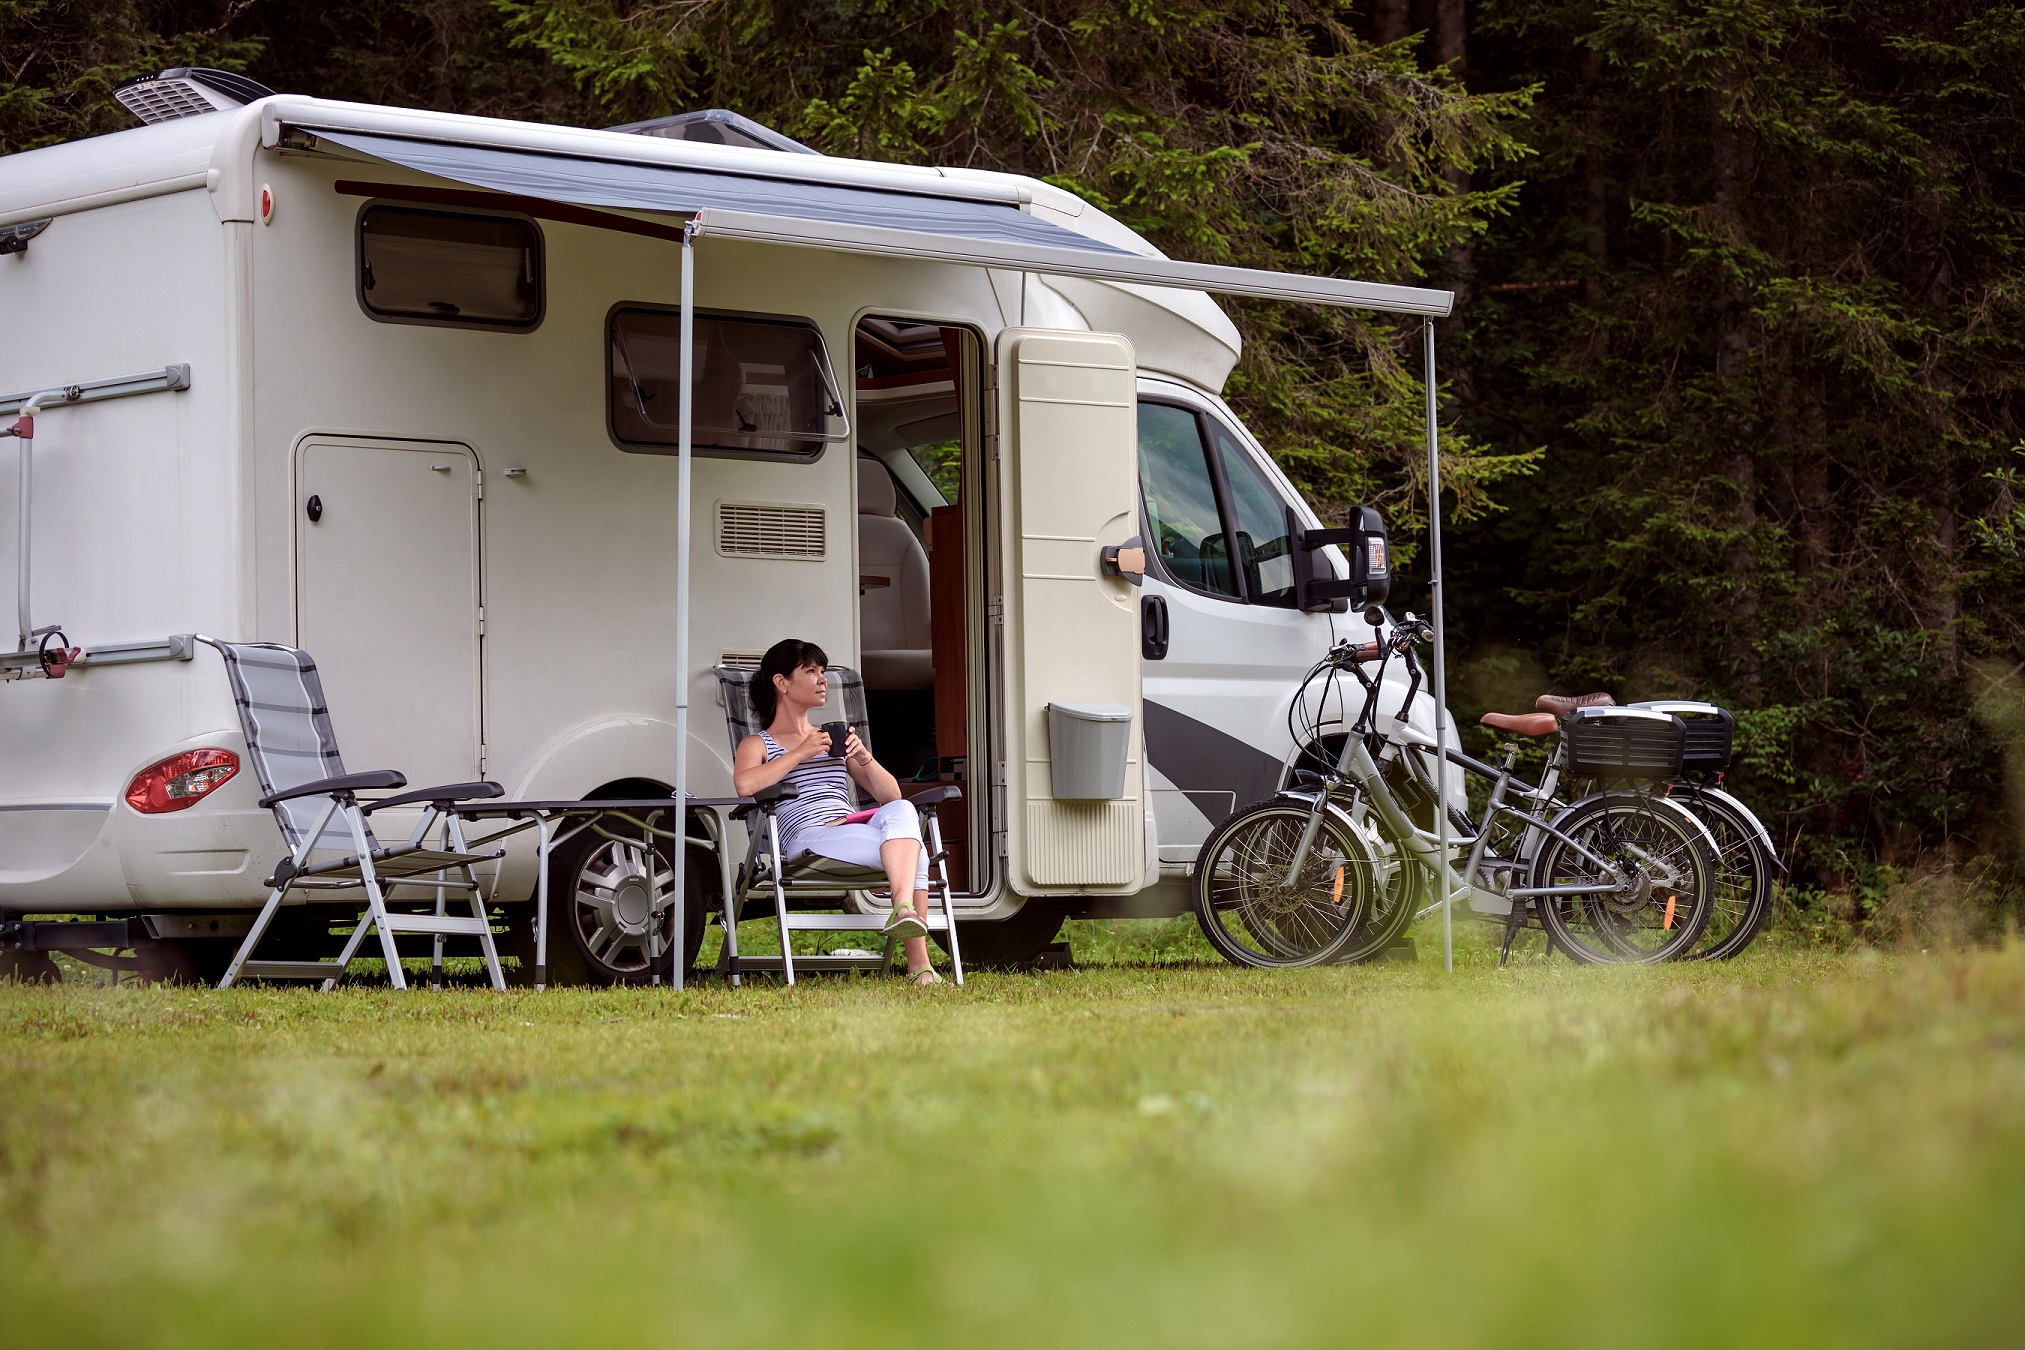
[570,840,672,973]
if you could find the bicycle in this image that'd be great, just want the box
[1191,613,1720,968]
[1537,695,1780,961]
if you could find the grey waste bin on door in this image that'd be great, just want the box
[1046,702,1133,800]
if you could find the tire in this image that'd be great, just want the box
[932,900,1064,969]
[132,940,236,987]
[1191,797,1377,969]
[1323,796,1423,965]
[1674,787,1777,961]
[1532,794,1716,964]
[0,950,61,984]
[544,823,711,985]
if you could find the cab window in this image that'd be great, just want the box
[1138,402,1238,598]
[1209,422,1298,607]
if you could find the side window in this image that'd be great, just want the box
[608,308,849,460]
[357,205,542,330]
[1209,422,1298,607]
[1138,402,1238,599]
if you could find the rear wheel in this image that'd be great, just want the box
[1676,788,1776,961]
[0,950,60,984]
[545,826,710,985]
[1532,795,1714,964]
[1192,797,1374,968]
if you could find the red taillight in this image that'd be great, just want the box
[125,749,240,814]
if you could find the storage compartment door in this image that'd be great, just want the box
[296,438,482,786]
[996,330,1144,893]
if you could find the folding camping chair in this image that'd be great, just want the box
[712,664,964,985]
[205,640,510,990]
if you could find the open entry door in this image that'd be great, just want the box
[996,331,1145,893]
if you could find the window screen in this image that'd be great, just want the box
[1210,422,1298,606]
[1138,402,1238,599]
[609,308,848,459]
[358,206,542,329]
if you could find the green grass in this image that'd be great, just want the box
[3,920,2023,1348]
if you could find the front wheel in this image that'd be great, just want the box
[1532,794,1715,964]
[1192,797,1375,969]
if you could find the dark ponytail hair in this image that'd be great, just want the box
[749,638,828,728]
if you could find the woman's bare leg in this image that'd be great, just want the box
[880,837,932,974]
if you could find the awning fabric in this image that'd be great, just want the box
[320,130,1130,256]
[315,129,1453,318]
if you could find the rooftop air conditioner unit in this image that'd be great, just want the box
[113,68,277,125]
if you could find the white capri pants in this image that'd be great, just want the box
[798,799,930,888]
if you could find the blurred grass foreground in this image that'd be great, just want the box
[3,930,2023,1347]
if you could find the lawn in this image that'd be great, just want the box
[2,919,2022,1348]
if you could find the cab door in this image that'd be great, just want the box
[1136,388,1338,864]
[997,330,1144,894]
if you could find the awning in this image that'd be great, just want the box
[314,129,1454,318]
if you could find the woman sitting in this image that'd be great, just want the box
[731,638,942,986]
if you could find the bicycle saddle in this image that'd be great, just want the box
[1481,711,1559,737]
[1535,692,1616,715]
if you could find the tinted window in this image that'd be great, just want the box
[1211,422,1298,606]
[1138,402,1237,599]
[358,206,541,329]
[610,309,846,459]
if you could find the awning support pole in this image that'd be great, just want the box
[1423,321,1452,974]
[670,220,697,992]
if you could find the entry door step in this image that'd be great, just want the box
[238,960,346,981]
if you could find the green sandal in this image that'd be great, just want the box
[905,967,943,986]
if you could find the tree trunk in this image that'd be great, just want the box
[1580,46,1608,305]
[1373,0,1410,45]
[1710,74,1759,692]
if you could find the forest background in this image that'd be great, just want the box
[4,0,2023,938]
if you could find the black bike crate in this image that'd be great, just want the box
[1561,706,1686,780]
[1631,701,1734,771]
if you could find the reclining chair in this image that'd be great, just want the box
[712,663,964,985]
[206,640,509,990]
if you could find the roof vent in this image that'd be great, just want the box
[113,67,276,125]
[606,109,820,156]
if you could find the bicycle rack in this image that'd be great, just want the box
[1,365,193,681]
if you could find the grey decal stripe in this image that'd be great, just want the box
[1143,699,1285,810]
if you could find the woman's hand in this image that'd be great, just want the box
[789,728,834,764]
[843,730,903,804]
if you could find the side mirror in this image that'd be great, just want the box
[1289,505,1390,613]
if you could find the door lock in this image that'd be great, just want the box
[305,495,322,523]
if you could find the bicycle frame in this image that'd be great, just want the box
[1278,633,1717,921]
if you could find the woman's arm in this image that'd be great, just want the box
[732,730,828,797]
[842,731,903,804]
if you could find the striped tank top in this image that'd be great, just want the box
[759,729,855,856]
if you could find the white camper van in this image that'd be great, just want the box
[0,77,1449,982]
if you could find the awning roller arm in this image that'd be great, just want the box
[689,209,1454,317]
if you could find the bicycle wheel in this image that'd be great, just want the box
[1531,794,1715,964]
[1192,797,1376,968]
[1673,787,1777,961]
[1324,795,1424,964]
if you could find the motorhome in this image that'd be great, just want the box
[0,76,1449,982]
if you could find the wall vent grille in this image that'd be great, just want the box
[717,502,826,559]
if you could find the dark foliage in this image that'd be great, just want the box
[5,0,2021,888]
